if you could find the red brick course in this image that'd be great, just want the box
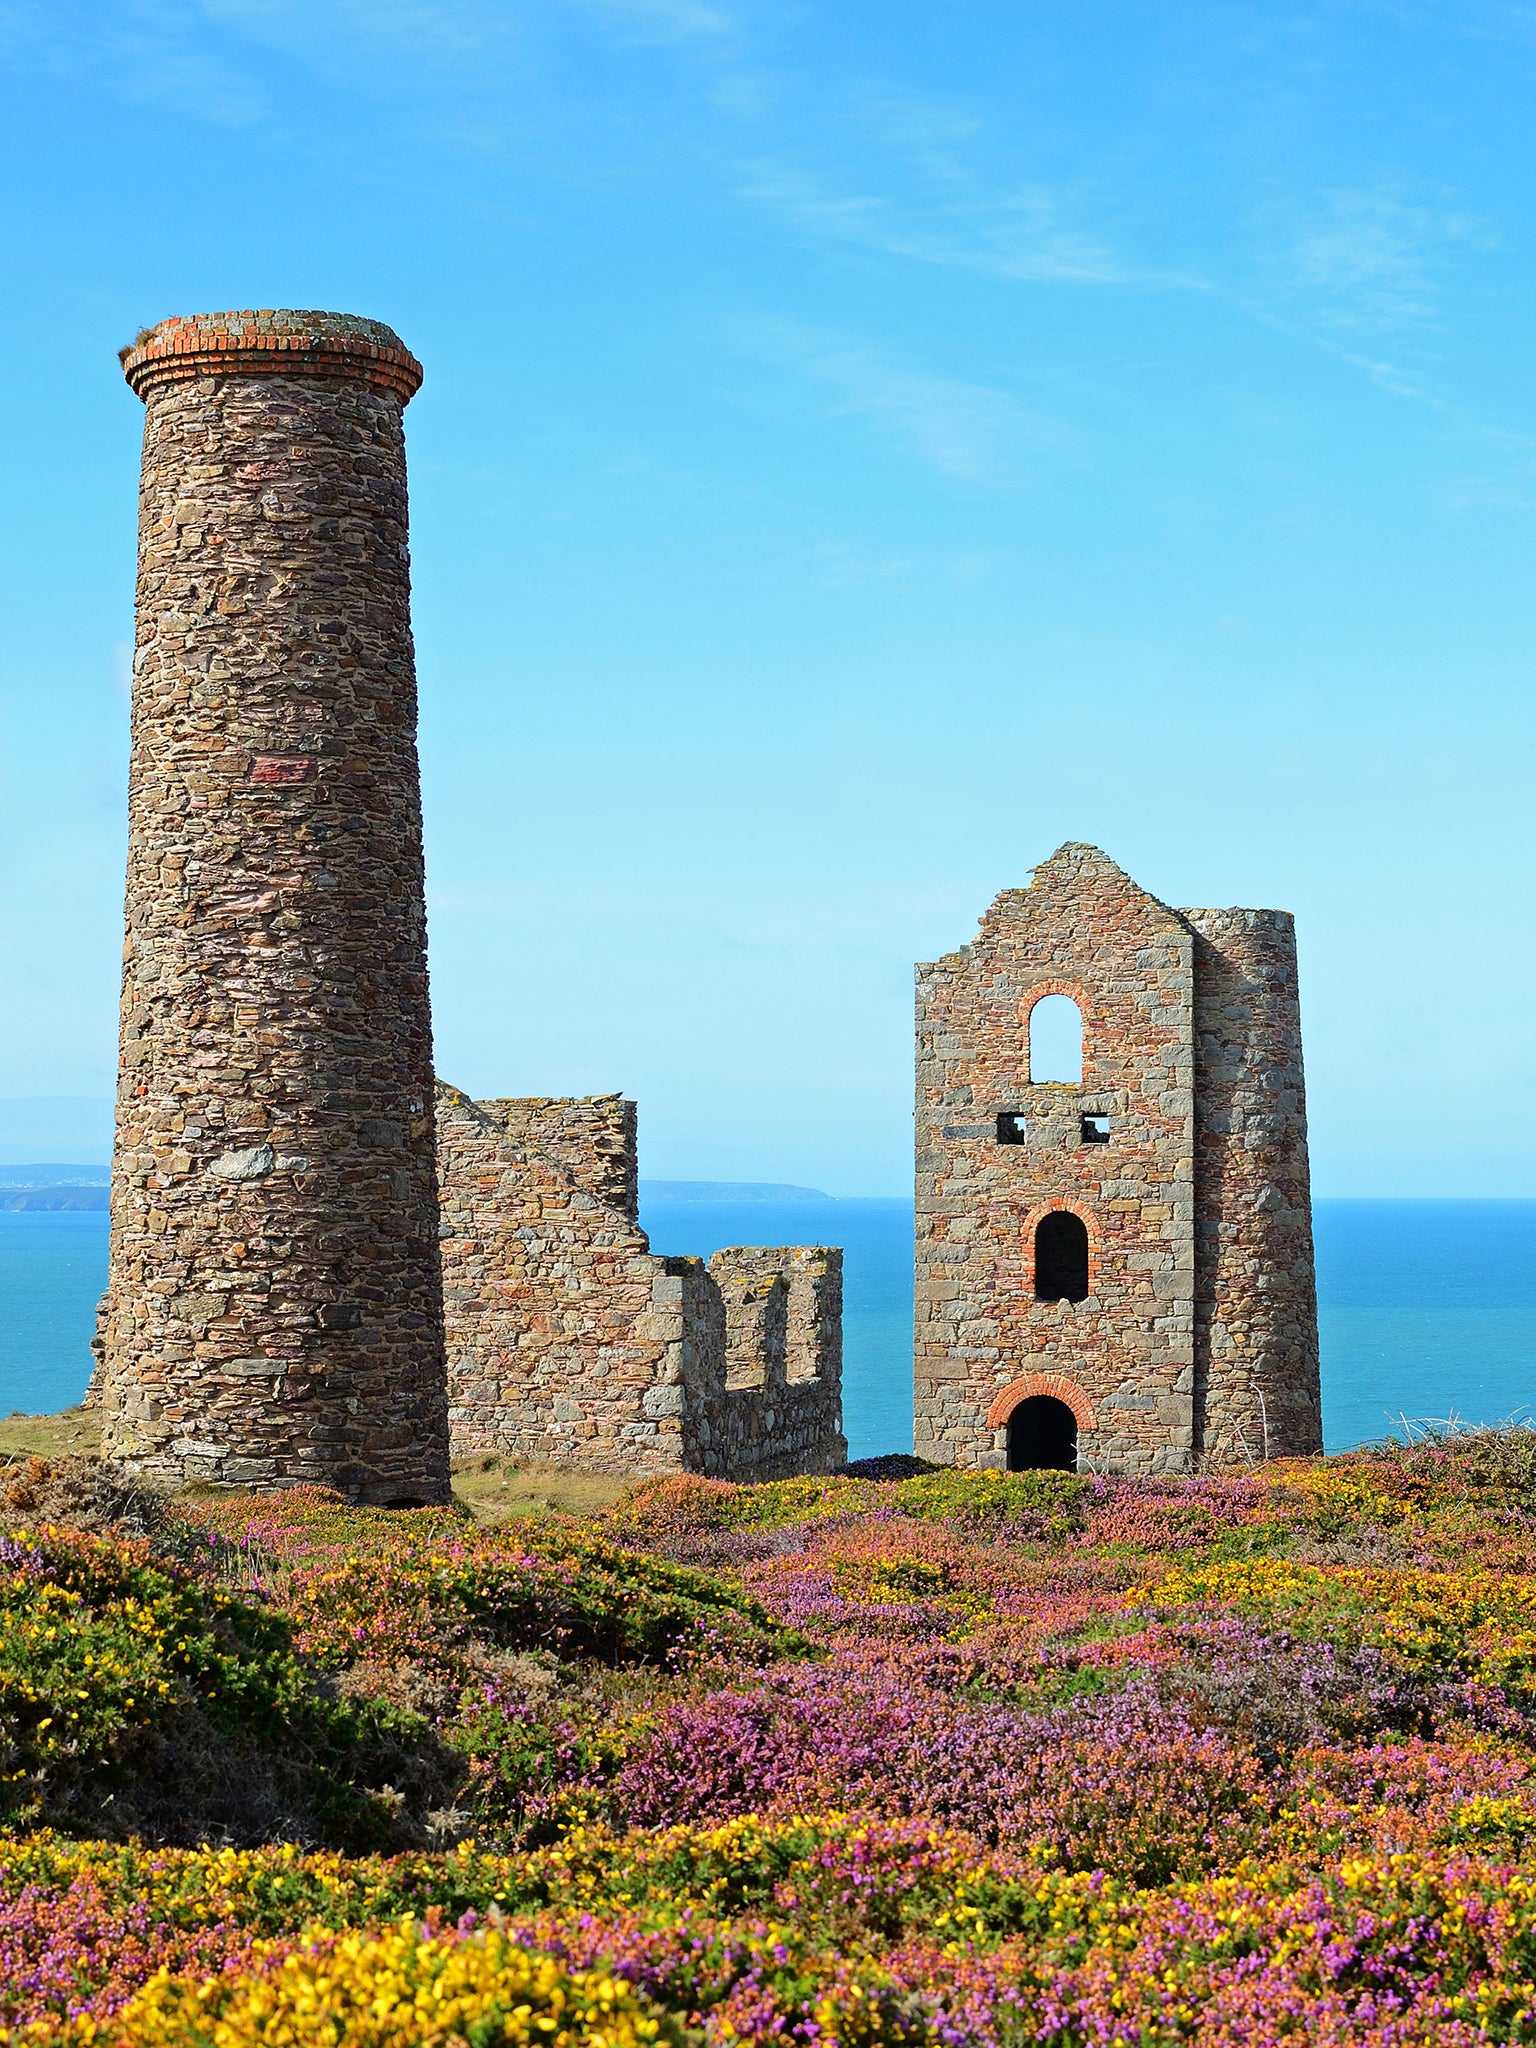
[120,311,423,404]
[985,1372,1098,1431]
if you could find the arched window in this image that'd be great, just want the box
[1034,1210,1089,1302]
[1007,1395,1077,1471]
[1028,993,1082,1085]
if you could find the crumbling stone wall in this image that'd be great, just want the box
[97,310,449,1504]
[688,1247,846,1480]
[913,843,1321,1475]
[437,1084,845,1477]
[436,1086,672,1468]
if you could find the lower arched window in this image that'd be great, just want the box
[1007,1395,1078,1471]
[1034,1211,1089,1302]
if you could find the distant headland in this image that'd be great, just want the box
[0,1166,109,1211]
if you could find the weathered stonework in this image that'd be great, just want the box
[694,1245,846,1481]
[1188,910,1319,1465]
[437,1084,846,1478]
[914,843,1321,1474]
[96,310,450,1504]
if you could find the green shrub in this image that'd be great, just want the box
[0,1528,449,1847]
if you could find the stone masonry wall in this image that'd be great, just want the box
[688,1247,846,1480]
[492,1095,640,1222]
[98,311,449,1505]
[1189,911,1322,1461]
[436,1085,675,1470]
[437,1084,845,1477]
[913,843,1321,1475]
[914,844,1197,1475]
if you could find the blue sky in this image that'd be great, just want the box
[0,0,1533,1194]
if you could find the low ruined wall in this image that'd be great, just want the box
[684,1247,847,1481]
[436,1085,680,1473]
[437,1083,846,1479]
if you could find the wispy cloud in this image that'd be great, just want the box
[728,90,1499,431]
[0,0,724,123]
[1206,175,1516,437]
[203,0,520,60]
[1,0,1512,457]
[1273,183,1490,331]
[0,0,268,121]
[1434,468,1536,514]
[0,6,1167,291]
[740,321,1077,490]
[716,78,1216,291]
[204,0,731,60]
[736,154,1152,286]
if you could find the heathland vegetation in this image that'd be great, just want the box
[6,1431,1536,2041]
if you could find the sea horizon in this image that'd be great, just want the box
[3,1195,1533,1463]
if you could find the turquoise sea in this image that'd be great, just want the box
[2,1201,1533,1459]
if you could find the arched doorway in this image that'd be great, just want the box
[1034,1211,1090,1302]
[1007,1394,1078,1471]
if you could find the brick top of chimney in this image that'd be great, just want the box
[120,309,423,404]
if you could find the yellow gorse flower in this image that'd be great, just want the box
[64,1920,673,2048]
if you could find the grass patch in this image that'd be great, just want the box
[450,1457,632,1524]
[0,1405,100,1462]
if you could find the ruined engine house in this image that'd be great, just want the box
[914,843,1322,1475]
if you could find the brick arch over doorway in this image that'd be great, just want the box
[986,1372,1097,1433]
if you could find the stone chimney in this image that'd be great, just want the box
[99,310,449,1503]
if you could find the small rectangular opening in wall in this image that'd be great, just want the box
[996,1112,1028,1145]
[1080,1114,1110,1145]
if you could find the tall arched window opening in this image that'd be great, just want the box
[1035,1211,1090,1302]
[1007,1395,1077,1471]
[1028,994,1082,1084]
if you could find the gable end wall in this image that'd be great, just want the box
[914,845,1322,1474]
[914,844,1196,1475]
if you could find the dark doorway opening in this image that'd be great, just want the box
[1034,1211,1090,1301]
[1007,1395,1078,1471]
